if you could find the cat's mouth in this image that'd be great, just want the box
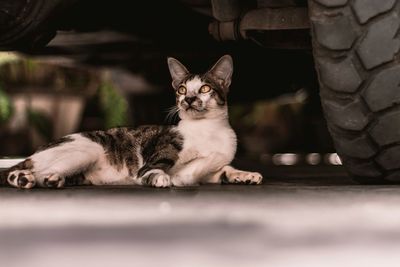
[185,106,206,113]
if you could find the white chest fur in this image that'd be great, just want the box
[176,118,237,166]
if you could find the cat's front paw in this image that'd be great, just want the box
[8,170,36,189]
[151,173,171,188]
[226,171,263,185]
[142,170,171,188]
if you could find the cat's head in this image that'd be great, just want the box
[167,55,233,120]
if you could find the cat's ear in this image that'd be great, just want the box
[167,57,189,89]
[207,55,233,90]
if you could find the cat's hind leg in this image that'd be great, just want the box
[8,162,68,189]
[8,164,66,189]
[32,134,102,188]
[8,134,101,189]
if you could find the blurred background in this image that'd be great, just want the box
[0,48,333,157]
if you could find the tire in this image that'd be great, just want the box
[0,0,74,50]
[309,0,400,184]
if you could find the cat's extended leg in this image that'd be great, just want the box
[208,165,263,185]
[7,134,101,189]
[7,160,67,189]
[171,153,232,187]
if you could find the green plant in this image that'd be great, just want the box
[98,82,128,128]
[0,85,12,124]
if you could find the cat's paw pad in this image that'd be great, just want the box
[142,170,171,188]
[7,170,36,189]
[228,171,263,185]
[43,174,65,188]
[150,173,171,188]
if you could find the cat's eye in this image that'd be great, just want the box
[199,85,211,94]
[177,86,187,95]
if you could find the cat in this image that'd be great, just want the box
[4,55,263,189]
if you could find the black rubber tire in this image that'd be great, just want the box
[309,0,400,184]
[0,0,76,50]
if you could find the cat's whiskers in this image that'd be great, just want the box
[165,106,180,124]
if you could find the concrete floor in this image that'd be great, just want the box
[1,166,400,267]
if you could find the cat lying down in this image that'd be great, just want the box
[5,55,263,189]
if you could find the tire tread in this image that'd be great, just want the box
[309,0,400,183]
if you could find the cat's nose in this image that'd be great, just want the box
[184,96,196,105]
